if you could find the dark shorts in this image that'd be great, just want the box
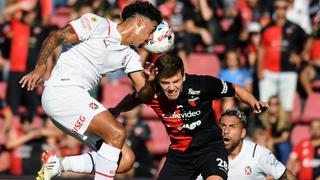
[158,143,228,180]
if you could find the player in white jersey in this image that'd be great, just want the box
[219,109,296,180]
[19,2,162,180]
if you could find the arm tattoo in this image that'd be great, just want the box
[36,25,76,66]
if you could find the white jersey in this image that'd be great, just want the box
[45,13,143,90]
[228,139,286,180]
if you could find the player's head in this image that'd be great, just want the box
[154,54,185,100]
[310,119,320,140]
[121,1,162,47]
[219,109,247,153]
[274,0,289,19]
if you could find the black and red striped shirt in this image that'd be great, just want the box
[261,21,307,72]
[147,74,235,152]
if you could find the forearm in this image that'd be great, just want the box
[279,169,297,180]
[36,32,64,67]
[6,134,33,149]
[234,85,258,107]
[199,0,213,21]
[137,80,155,103]
[257,46,264,73]
[112,92,141,116]
[2,3,21,21]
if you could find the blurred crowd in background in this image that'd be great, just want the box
[0,0,319,179]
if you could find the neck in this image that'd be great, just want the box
[117,21,135,46]
[229,140,243,159]
[276,18,286,26]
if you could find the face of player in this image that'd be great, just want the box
[158,71,185,100]
[132,16,157,48]
[310,120,320,140]
[219,115,246,152]
[274,0,288,19]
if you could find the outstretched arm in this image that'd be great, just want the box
[109,92,142,117]
[19,25,78,90]
[278,169,297,180]
[234,85,269,113]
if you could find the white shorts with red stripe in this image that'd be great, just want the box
[42,85,106,150]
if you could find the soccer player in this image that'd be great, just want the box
[110,54,269,180]
[287,119,320,180]
[219,109,296,180]
[19,2,162,180]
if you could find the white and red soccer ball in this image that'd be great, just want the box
[144,21,175,54]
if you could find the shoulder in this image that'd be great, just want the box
[242,139,269,159]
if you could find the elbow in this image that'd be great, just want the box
[137,88,154,103]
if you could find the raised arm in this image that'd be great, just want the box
[278,169,297,180]
[19,25,78,90]
[109,92,142,118]
[234,85,269,113]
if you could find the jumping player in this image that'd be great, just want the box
[19,2,162,180]
[110,54,269,180]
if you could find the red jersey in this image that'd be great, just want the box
[290,139,320,180]
[147,74,235,152]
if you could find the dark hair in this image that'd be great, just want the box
[154,54,184,80]
[121,1,162,24]
[220,109,247,128]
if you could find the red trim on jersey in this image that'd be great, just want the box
[292,139,315,180]
[147,96,193,152]
[68,23,79,41]
[106,19,111,36]
[95,171,115,178]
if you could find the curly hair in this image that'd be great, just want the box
[121,1,162,24]
[220,109,247,128]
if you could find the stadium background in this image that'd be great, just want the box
[0,0,319,179]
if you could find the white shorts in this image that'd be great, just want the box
[42,85,106,150]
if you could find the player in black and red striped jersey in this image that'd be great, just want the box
[111,53,269,180]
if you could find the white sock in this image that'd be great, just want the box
[61,151,97,174]
[94,143,121,180]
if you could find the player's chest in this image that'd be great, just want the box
[84,38,131,69]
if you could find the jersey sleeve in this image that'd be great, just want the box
[202,76,236,100]
[289,141,303,161]
[256,147,286,179]
[68,13,103,41]
[123,51,143,74]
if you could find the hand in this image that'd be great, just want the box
[143,61,157,82]
[251,101,269,114]
[19,0,37,12]
[19,64,46,91]
[200,28,213,45]
[289,53,301,65]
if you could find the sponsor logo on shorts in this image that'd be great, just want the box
[89,102,99,110]
[72,115,86,133]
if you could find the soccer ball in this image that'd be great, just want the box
[144,21,174,54]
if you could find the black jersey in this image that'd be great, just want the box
[147,74,235,152]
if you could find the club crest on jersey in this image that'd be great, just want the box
[244,166,252,175]
[188,88,200,95]
[91,17,97,22]
[188,97,200,107]
[89,102,98,110]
